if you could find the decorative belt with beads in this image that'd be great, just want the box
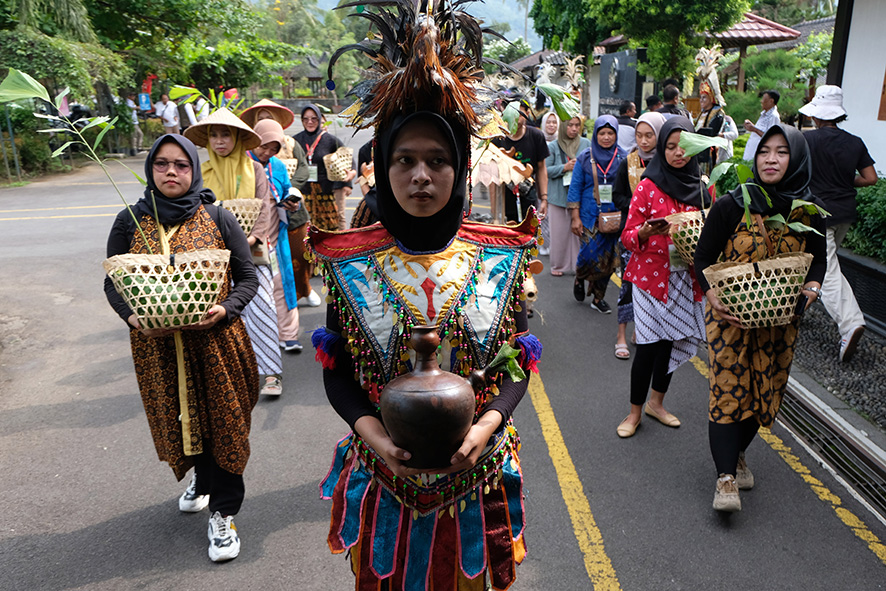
[349,421,521,518]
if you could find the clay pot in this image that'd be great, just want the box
[379,325,482,469]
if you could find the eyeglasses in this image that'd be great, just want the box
[152,159,192,173]
[301,116,319,123]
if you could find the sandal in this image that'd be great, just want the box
[615,343,630,360]
[260,375,283,396]
[551,270,563,277]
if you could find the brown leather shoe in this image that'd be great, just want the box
[644,404,681,428]
[617,415,641,438]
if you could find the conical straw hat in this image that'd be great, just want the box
[239,99,295,129]
[184,107,262,151]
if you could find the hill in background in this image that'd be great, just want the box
[315,0,543,51]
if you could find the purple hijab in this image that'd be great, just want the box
[578,115,624,184]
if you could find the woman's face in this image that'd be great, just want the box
[252,141,281,165]
[388,119,455,218]
[152,142,192,199]
[597,126,616,149]
[664,130,688,169]
[256,109,274,122]
[635,122,656,155]
[209,126,235,157]
[756,132,791,185]
[301,109,320,133]
[700,93,712,111]
[566,117,582,139]
[545,115,559,137]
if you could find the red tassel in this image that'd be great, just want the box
[483,484,516,590]
[431,510,458,591]
[328,455,355,553]
[357,486,383,591]
[315,348,337,370]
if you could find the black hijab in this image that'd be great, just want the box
[641,116,710,208]
[731,123,812,215]
[299,104,324,143]
[132,134,216,226]
[374,111,470,252]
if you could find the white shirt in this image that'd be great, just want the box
[184,102,197,126]
[125,98,139,125]
[159,101,178,128]
[195,98,210,121]
[743,106,780,160]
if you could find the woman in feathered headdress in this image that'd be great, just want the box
[310,1,542,588]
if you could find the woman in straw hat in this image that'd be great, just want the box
[695,124,827,512]
[104,134,259,562]
[240,99,320,306]
[293,103,356,232]
[310,2,543,588]
[184,108,285,397]
[800,85,877,362]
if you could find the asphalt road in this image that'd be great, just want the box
[2,135,885,590]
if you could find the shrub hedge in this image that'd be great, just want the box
[843,177,886,264]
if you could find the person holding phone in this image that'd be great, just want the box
[248,119,304,354]
[694,124,826,512]
[617,117,708,439]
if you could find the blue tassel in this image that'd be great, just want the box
[339,463,373,548]
[515,333,543,373]
[320,435,351,499]
[371,489,403,578]
[457,493,487,578]
[404,509,437,591]
[502,454,526,540]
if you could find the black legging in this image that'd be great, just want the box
[630,340,674,406]
[708,418,761,476]
[193,453,246,516]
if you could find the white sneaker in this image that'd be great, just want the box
[839,325,864,362]
[713,474,741,512]
[179,472,209,513]
[208,511,240,562]
[736,452,754,490]
[298,289,322,307]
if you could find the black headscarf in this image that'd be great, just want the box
[641,116,710,208]
[299,104,324,143]
[132,134,216,226]
[374,111,470,252]
[731,123,812,215]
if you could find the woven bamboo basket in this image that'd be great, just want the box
[280,158,299,181]
[703,252,813,328]
[103,249,231,330]
[219,198,262,235]
[322,146,354,182]
[667,210,707,266]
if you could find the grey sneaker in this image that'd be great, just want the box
[713,474,741,512]
[179,472,209,513]
[736,452,754,490]
[208,511,240,562]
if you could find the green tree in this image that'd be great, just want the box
[530,0,604,54]
[752,0,835,26]
[588,0,748,80]
[791,31,832,85]
[483,36,532,74]
[14,0,96,42]
[723,47,804,123]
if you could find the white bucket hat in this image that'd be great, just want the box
[799,85,847,121]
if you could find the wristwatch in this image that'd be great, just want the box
[804,286,821,296]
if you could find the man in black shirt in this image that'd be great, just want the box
[800,85,878,362]
[492,111,550,223]
[657,85,691,120]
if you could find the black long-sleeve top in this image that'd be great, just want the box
[323,304,531,431]
[693,196,827,293]
[103,205,258,324]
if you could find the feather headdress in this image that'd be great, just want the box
[327,0,507,135]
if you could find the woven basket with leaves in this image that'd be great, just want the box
[322,146,354,182]
[667,210,707,266]
[219,199,262,235]
[103,249,231,330]
[703,252,813,328]
[280,158,299,181]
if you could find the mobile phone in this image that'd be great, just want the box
[280,190,302,206]
[794,294,809,317]
[647,217,669,226]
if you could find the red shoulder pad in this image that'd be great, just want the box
[309,223,395,259]
[459,210,539,247]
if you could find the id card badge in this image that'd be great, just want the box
[563,171,573,187]
[269,247,279,275]
[669,243,688,271]
[598,184,613,204]
[307,165,318,182]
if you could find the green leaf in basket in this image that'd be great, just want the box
[707,161,733,188]
[736,163,754,185]
[764,214,786,227]
[678,132,728,158]
[787,221,823,237]
[791,199,831,218]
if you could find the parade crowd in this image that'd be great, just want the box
[102,11,877,587]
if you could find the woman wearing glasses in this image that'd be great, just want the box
[103,134,259,562]
[293,104,356,231]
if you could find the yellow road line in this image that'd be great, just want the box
[529,373,621,590]
[0,213,118,221]
[0,204,122,213]
[688,358,886,565]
